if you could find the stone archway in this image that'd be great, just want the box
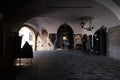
[19,26,36,51]
[57,24,74,49]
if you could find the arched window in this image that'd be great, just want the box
[19,26,35,51]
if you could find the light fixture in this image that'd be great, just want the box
[80,21,85,28]
[84,25,95,31]
[79,16,94,31]
[63,36,67,40]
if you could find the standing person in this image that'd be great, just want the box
[64,40,69,49]
[82,34,87,51]
[61,41,65,49]
[53,40,57,50]
[86,35,91,53]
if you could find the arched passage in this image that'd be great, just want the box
[19,26,36,51]
[57,24,74,49]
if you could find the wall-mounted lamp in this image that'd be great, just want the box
[80,21,85,28]
[79,16,94,31]
[80,21,95,31]
[84,26,94,31]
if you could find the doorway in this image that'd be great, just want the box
[19,26,36,51]
[57,24,74,49]
[93,26,107,55]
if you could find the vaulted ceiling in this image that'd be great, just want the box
[0,0,119,21]
[0,0,120,33]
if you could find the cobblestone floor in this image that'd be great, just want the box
[15,50,120,80]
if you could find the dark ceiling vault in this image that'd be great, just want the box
[0,0,44,25]
[0,0,119,26]
[113,0,120,7]
[0,0,31,14]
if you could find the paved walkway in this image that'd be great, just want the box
[15,50,120,80]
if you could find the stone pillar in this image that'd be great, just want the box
[0,24,15,80]
[0,12,3,57]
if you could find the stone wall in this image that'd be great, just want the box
[108,26,120,60]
